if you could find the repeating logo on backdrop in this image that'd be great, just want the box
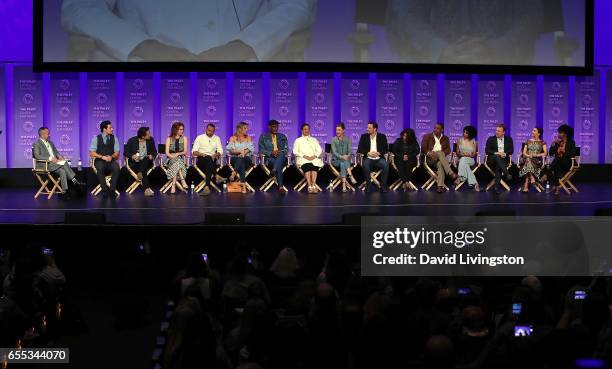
[520,94,529,105]
[520,120,529,131]
[133,79,144,90]
[351,80,361,90]
[60,80,71,91]
[552,82,561,92]
[23,121,34,133]
[133,106,144,118]
[419,80,430,90]
[552,107,561,117]
[206,105,217,117]
[385,93,395,105]
[582,94,593,105]
[453,120,462,131]
[419,105,429,117]
[170,92,181,104]
[454,93,463,105]
[23,93,34,105]
[486,81,497,91]
[385,120,395,131]
[486,106,497,117]
[315,93,325,105]
[206,79,217,90]
[60,106,71,118]
[351,133,360,142]
[351,106,361,117]
[96,93,108,104]
[314,120,325,131]
[60,134,70,146]
[242,92,253,104]
[583,119,592,131]
[24,148,32,160]
[583,145,591,156]
[279,79,290,90]
[279,106,289,117]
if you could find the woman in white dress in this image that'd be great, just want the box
[293,124,324,194]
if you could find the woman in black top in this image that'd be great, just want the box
[541,124,576,195]
[393,128,420,191]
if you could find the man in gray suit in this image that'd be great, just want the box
[33,127,84,200]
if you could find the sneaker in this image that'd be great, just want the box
[144,188,154,197]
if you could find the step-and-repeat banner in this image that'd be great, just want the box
[1,66,610,167]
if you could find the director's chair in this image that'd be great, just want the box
[452,142,482,191]
[558,146,581,194]
[90,158,121,197]
[124,144,156,194]
[32,153,64,199]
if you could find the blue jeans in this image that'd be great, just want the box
[332,159,351,178]
[264,155,286,187]
[362,158,389,189]
[230,156,252,183]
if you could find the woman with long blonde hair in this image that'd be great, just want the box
[226,122,255,193]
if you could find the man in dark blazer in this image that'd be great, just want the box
[33,127,84,200]
[357,122,389,192]
[420,123,456,193]
[485,124,514,193]
[125,126,157,196]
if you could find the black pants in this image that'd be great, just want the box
[487,155,510,187]
[544,157,571,186]
[395,157,417,183]
[94,159,120,193]
[362,158,389,189]
[196,156,217,186]
[128,157,153,189]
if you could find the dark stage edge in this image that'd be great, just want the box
[1,184,612,225]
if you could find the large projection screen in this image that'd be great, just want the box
[35,0,593,74]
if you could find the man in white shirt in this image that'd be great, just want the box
[192,123,223,195]
[61,0,317,62]
[32,127,84,200]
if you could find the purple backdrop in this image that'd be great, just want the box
[123,73,154,144]
[0,66,5,168]
[444,75,472,146]
[86,73,116,161]
[341,74,369,150]
[49,73,79,161]
[411,74,438,144]
[511,76,537,148]
[305,73,334,146]
[543,76,569,144]
[477,76,505,156]
[607,70,612,164]
[574,71,600,164]
[197,73,228,144]
[160,73,190,140]
[270,73,299,145]
[12,65,43,168]
[233,73,263,141]
[376,74,404,144]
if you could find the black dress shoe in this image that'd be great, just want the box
[494,186,502,194]
[381,187,389,193]
[102,191,109,199]
[506,174,513,181]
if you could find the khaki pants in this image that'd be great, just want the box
[428,151,454,186]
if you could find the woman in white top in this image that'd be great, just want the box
[293,123,323,194]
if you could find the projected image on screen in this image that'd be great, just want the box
[42,0,586,68]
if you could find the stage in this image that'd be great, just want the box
[1,183,612,225]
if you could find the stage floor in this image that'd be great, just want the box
[1,184,612,225]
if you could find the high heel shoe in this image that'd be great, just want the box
[241,184,247,194]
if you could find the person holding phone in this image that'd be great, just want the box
[227,122,255,193]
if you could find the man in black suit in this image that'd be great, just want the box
[125,126,157,196]
[485,124,514,193]
[357,122,389,193]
